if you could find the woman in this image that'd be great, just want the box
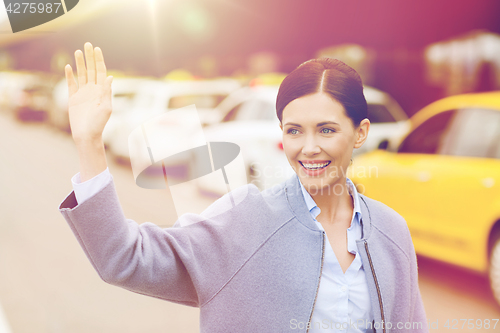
[59,43,428,333]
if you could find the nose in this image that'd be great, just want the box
[301,134,321,156]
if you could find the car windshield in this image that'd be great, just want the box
[367,104,396,123]
[223,99,276,122]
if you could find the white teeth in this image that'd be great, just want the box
[301,162,330,169]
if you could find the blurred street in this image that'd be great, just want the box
[0,109,499,332]
[0,110,203,333]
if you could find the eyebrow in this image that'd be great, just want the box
[283,121,340,127]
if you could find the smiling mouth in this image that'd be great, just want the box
[299,161,331,170]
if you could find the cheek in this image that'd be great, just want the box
[323,136,353,157]
[282,139,300,160]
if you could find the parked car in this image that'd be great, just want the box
[108,78,240,169]
[196,83,409,195]
[101,77,152,152]
[360,86,409,155]
[133,77,241,126]
[0,71,56,121]
[15,78,57,122]
[49,76,151,134]
[349,91,500,306]
[49,77,71,132]
[197,84,292,194]
[0,71,28,114]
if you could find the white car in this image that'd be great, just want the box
[108,78,241,172]
[101,78,152,152]
[132,78,241,125]
[198,85,291,194]
[196,84,409,195]
[49,78,70,132]
[0,71,55,119]
[359,86,410,155]
[49,76,149,134]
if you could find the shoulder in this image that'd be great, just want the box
[359,193,406,224]
[359,193,414,255]
[197,183,262,219]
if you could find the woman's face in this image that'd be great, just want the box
[280,92,369,194]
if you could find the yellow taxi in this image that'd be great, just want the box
[349,92,500,305]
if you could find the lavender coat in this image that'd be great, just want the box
[59,173,428,332]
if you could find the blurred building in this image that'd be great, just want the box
[316,44,376,85]
[1,0,500,116]
[425,30,500,95]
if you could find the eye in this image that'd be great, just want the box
[321,128,335,134]
[287,128,299,135]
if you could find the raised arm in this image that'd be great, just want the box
[61,43,203,306]
[65,42,113,182]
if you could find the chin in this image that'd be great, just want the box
[301,173,345,193]
[300,176,331,189]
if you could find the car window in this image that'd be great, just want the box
[168,94,227,109]
[222,99,276,122]
[439,108,500,159]
[398,110,456,154]
[254,100,277,120]
[367,104,396,123]
[494,135,500,159]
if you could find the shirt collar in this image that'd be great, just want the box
[298,178,362,222]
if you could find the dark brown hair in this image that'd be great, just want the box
[276,58,368,127]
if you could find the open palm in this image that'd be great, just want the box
[65,42,113,144]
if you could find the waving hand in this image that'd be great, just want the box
[65,42,113,145]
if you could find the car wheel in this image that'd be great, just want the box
[489,231,500,307]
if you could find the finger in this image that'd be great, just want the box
[84,42,96,84]
[95,47,107,85]
[104,76,113,109]
[104,75,113,95]
[75,49,87,87]
[65,64,78,97]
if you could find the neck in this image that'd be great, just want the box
[308,177,354,225]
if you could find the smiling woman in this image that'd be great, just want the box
[59,45,428,333]
[274,58,427,332]
[277,59,370,197]
[280,93,369,189]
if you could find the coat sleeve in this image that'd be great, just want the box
[58,173,245,307]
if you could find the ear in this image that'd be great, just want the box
[354,118,370,149]
[279,122,283,131]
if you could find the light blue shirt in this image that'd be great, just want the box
[299,178,374,333]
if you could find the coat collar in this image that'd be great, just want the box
[284,173,372,240]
